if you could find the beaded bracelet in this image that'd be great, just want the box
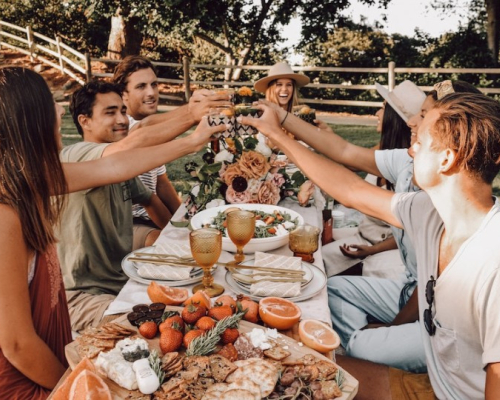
[281,111,289,126]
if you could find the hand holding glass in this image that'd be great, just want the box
[226,210,256,263]
[190,228,224,297]
[289,224,320,263]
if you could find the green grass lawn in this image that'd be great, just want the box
[60,108,500,196]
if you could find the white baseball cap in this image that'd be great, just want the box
[375,80,426,122]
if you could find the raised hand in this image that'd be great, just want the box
[188,89,231,123]
[189,116,227,151]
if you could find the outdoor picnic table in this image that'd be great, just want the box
[103,198,332,326]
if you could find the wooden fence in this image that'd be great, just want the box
[3,20,500,110]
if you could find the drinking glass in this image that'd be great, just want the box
[226,210,256,263]
[289,224,320,263]
[208,105,236,139]
[190,228,224,297]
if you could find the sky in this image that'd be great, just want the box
[283,0,472,64]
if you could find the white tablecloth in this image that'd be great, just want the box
[104,198,332,325]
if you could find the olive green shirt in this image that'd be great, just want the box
[58,142,152,295]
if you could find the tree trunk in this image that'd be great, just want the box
[107,8,142,59]
[485,0,500,65]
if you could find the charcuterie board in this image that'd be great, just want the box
[65,308,358,399]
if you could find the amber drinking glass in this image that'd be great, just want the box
[289,224,320,263]
[226,210,256,264]
[190,228,224,297]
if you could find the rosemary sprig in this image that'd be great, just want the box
[149,350,165,384]
[335,367,345,389]
[186,310,246,356]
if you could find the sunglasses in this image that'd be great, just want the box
[424,276,436,336]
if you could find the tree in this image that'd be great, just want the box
[431,0,500,65]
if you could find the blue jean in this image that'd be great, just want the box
[328,275,426,373]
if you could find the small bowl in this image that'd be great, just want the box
[259,297,302,330]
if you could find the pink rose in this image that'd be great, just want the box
[225,185,253,203]
[257,181,281,205]
[270,173,285,188]
[297,180,314,207]
[238,150,270,180]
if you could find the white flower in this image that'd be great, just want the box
[255,133,272,157]
[214,149,234,163]
[206,199,226,209]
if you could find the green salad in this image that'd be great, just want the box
[208,209,299,238]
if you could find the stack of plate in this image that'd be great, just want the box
[224,260,327,302]
[121,246,211,286]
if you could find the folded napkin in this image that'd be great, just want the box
[136,242,192,281]
[249,251,302,298]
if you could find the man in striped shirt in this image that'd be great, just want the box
[113,56,228,248]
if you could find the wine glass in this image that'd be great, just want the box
[190,228,224,297]
[226,210,256,263]
[289,224,320,263]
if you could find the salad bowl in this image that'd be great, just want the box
[190,203,304,253]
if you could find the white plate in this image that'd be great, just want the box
[225,262,327,302]
[190,203,304,253]
[230,259,314,290]
[122,246,213,287]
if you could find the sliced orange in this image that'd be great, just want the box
[259,297,301,330]
[298,319,341,353]
[52,357,96,400]
[68,369,112,400]
[184,290,212,309]
[147,282,188,305]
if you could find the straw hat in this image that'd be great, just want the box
[254,62,310,93]
[375,80,426,122]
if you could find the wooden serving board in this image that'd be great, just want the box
[65,308,358,400]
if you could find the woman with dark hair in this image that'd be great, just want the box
[0,66,223,398]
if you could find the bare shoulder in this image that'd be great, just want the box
[0,204,22,236]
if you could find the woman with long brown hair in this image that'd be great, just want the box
[0,66,223,398]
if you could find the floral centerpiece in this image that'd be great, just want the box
[182,132,314,218]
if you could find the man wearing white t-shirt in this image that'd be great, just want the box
[240,92,500,398]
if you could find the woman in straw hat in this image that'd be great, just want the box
[254,61,310,113]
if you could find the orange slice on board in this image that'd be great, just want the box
[68,369,112,400]
[259,297,301,330]
[298,319,341,353]
[147,282,188,305]
[52,357,96,400]
[184,290,212,309]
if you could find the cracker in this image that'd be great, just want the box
[208,355,237,382]
[76,343,102,359]
[202,382,228,400]
[226,358,278,397]
[264,346,291,361]
[320,380,343,398]
[184,356,212,378]
[316,360,338,380]
[220,389,255,400]
[227,378,261,399]
[162,377,186,394]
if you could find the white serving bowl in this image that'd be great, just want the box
[190,203,304,253]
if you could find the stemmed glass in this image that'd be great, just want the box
[190,228,224,297]
[226,210,256,263]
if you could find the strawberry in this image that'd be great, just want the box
[159,326,183,354]
[195,316,216,331]
[138,320,158,339]
[220,327,239,344]
[183,329,204,348]
[181,303,207,324]
[159,315,185,333]
[215,295,237,312]
[208,304,233,321]
[237,294,259,323]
